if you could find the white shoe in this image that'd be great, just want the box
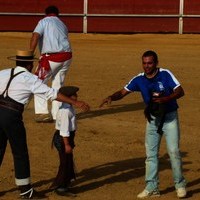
[176,187,187,198]
[137,189,160,199]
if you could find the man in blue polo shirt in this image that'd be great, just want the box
[100,50,187,199]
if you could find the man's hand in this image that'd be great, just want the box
[99,96,112,108]
[74,100,90,112]
[152,86,184,104]
[99,89,130,108]
[56,93,90,112]
[152,96,170,104]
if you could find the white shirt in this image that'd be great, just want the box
[0,66,58,104]
[33,16,72,54]
[55,103,76,137]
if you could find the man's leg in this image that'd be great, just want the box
[51,59,72,120]
[137,117,161,198]
[34,66,53,122]
[144,117,162,192]
[0,128,7,166]
[163,111,186,197]
[3,112,34,198]
[8,120,31,187]
[34,95,49,114]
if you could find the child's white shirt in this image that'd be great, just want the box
[55,103,76,137]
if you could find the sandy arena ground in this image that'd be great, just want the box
[0,32,200,200]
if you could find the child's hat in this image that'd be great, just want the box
[59,86,79,97]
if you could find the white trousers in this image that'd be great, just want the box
[34,58,72,120]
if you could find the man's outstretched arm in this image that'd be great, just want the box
[99,88,130,108]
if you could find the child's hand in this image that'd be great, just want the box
[65,144,73,154]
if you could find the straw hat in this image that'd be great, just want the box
[7,50,38,61]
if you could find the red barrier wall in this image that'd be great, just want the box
[0,16,83,32]
[87,17,179,33]
[0,0,83,13]
[0,0,83,32]
[0,0,200,33]
[88,0,179,14]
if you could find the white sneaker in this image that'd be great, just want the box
[137,189,160,199]
[176,187,187,198]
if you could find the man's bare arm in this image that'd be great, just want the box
[99,88,130,108]
[153,86,185,103]
[30,32,40,52]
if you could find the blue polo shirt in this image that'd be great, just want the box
[124,68,181,113]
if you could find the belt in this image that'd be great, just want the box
[43,51,72,56]
[44,52,65,55]
[44,53,57,55]
[0,99,24,113]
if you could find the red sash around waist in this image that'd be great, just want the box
[35,52,72,80]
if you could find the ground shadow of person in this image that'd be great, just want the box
[0,187,18,198]
[77,102,145,120]
[0,179,53,198]
[187,178,200,197]
[161,176,200,198]
[158,152,200,198]
[71,152,190,194]
[0,151,191,198]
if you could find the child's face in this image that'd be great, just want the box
[70,93,78,101]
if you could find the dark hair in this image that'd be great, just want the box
[16,61,33,67]
[142,50,158,63]
[45,5,59,16]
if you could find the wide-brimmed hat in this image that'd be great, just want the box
[7,50,38,61]
[59,86,79,97]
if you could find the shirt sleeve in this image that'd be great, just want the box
[165,70,181,90]
[33,20,44,35]
[58,109,71,137]
[124,75,141,92]
[28,74,58,101]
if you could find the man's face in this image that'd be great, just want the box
[142,56,157,75]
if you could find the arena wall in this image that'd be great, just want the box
[0,0,200,33]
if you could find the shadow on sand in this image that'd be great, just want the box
[77,102,145,120]
[1,152,193,197]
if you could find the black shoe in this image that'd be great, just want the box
[54,188,77,197]
[20,188,46,199]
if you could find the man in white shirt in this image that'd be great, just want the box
[30,5,73,122]
[0,50,89,199]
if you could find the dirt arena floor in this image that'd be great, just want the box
[0,32,200,200]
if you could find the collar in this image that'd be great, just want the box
[63,102,73,107]
[145,68,159,79]
[15,66,29,73]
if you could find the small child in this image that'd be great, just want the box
[51,86,79,196]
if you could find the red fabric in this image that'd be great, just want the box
[35,52,72,80]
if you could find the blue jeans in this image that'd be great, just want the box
[145,111,186,192]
